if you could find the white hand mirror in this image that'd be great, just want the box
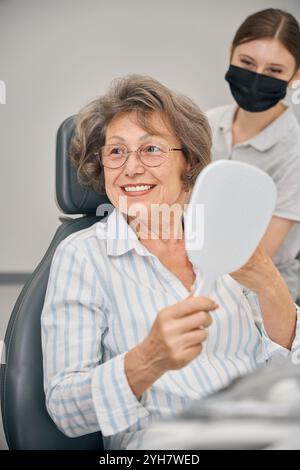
[184,160,277,297]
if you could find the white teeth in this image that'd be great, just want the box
[123,185,154,192]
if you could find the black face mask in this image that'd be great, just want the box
[225,64,288,112]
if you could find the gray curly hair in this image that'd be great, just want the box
[69,74,212,194]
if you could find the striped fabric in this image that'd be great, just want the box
[41,207,300,450]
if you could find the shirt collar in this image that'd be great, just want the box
[101,206,186,258]
[218,102,296,152]
[104,206,151,257]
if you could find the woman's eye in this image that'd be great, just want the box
[241,59,253,67]
[145,145,161,154]
[269,68,282,74]
[110,146,124,155]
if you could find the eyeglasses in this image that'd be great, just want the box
[99,143,183,169]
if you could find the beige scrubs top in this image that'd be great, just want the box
[206,103,300,301]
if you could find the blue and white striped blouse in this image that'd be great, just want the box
[41,206,300,450]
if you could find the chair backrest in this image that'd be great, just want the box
[0,116,110,449]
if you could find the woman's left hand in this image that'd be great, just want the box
[230,243,280,295]
[231,243,296,350]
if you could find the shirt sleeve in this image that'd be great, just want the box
[273,152,300,222]
[242,287,300,363]
[41,237,150,439]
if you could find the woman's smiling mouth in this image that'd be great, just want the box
[120,184,157,196]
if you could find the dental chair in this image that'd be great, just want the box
[0,116,109,449]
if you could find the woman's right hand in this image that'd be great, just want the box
[139,294,219,375]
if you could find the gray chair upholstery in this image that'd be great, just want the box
[0,116,110,449]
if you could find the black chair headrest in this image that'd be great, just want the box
[55,116,110,215]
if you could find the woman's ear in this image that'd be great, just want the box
[183,163,192,193]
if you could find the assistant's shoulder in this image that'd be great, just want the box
[287,111,300,148]
[277,110,300,166]
[205,105,232,128]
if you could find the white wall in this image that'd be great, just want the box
[0,0,299,272]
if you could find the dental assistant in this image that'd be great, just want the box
[206,8,300,300]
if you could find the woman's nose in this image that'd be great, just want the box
[123,151,145,175]
[256,66,265,74]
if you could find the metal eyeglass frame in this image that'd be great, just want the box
[98,144,183,169]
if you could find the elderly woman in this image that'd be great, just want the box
[41,75,300,450]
